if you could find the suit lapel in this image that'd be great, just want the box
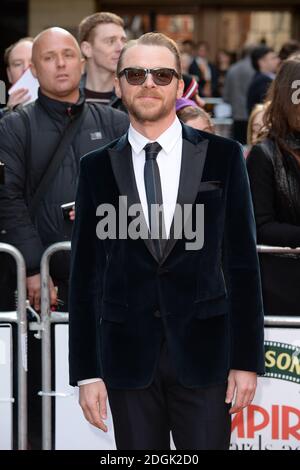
[160,134,209,264]
[108,134,159,262]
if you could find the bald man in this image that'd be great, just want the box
[31,27,84,104]
[0,27,128,448]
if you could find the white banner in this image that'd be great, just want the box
[55,324,116,449]
[0,324,13,450]
[55,325,300,450]
[231,328,300,450]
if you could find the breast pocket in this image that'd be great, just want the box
[198,181,223,201]
[197,189,223,202]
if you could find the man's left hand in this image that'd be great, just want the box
[225,369,257,414]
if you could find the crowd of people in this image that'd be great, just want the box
[0,10,300,449]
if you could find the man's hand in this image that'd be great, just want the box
[7,88,31,109]
[26,273,57,311]
[79,381,108,432]
[226,369,257,415]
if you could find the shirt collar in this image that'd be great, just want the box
[128,116,182,155]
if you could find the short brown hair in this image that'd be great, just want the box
[117,32,182,78]
[4,37,34,67]
[78,12,124,44]
[177,106,214,132]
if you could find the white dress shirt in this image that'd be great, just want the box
[78,117,183,386]
[129,116,182,237]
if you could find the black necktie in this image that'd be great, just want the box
[144,142,166,260]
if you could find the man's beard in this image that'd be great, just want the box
[123,92,175,123]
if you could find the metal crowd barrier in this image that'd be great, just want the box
[257,244,300,327]
[40,242,70,450]
[0,243,27,450]
[38,242,300,449]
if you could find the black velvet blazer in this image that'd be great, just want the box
[69,123,265,389]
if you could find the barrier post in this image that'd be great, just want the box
[0,243,27,449]
[40,241,71,450]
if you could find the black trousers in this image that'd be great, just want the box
[107,338,231,450]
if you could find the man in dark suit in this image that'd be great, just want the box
[69,32,265,450]
[247,45,279,114]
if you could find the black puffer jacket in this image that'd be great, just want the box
[0,89,129,278]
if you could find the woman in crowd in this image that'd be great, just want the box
[247,103,268,147]
[247,55,300,315]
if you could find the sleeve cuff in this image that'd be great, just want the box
[77,378,103,386]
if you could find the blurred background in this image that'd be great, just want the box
[1,0,299,84]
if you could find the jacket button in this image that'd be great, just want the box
[153,310,161,318]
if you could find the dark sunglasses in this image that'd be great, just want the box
[118,67,180,86]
